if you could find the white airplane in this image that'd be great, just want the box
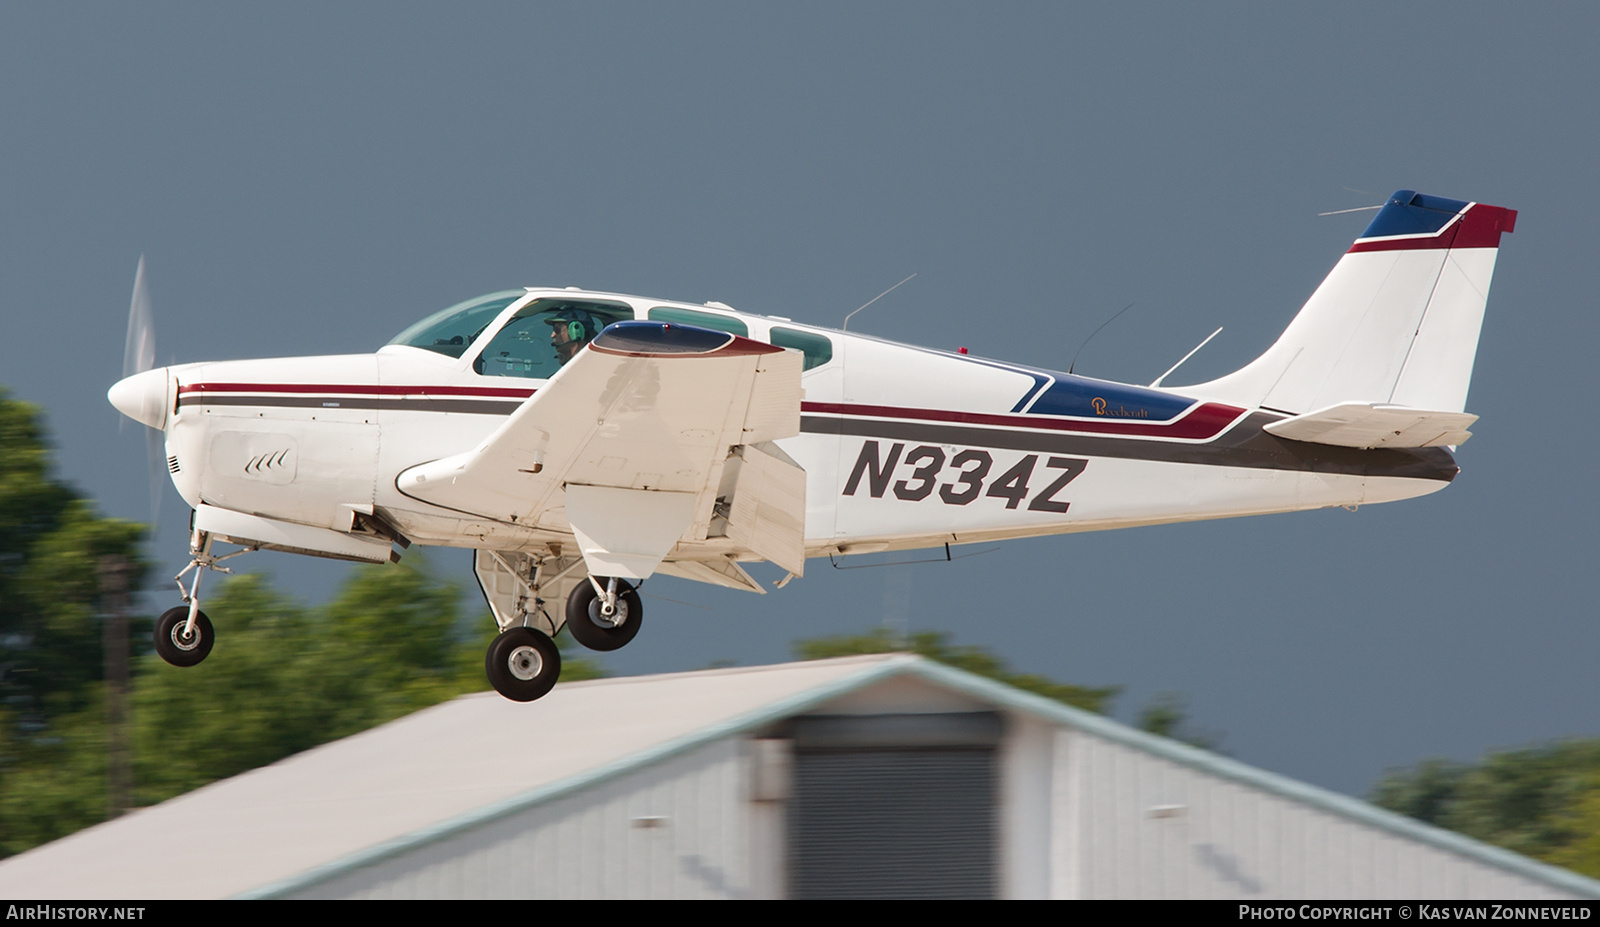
[109,190,1516,701]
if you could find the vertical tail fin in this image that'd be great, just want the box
[1192,191,1517,415]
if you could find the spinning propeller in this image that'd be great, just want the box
[112,256,167,531]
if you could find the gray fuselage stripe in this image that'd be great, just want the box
[800,413,1460,481]
[175,396,1459,481]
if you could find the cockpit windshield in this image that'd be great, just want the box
[473,297,633,378]
[386,291,526,358]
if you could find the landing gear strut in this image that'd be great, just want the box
[154,528,254,668]
[473,555,646,699]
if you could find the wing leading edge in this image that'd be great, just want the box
[397,321,805,582]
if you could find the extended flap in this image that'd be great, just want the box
[725,441,806,576]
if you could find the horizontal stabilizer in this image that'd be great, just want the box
[1263,402,1477,449]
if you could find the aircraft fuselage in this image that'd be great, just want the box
[145,289,1455,565]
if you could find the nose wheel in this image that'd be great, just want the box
[485,627,562,702]
[154,606,214,667]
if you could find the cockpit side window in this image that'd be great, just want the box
[474,297,633,378]
[646,306,750,337]
[770,326,834,371]
[387,291,527,358]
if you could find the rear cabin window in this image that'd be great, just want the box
[474,297,633,378]
[770,326,834,371]
[646,306,749,337]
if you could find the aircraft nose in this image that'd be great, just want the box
[108,368,169,430]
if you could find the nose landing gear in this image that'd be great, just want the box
[153,528,255,668]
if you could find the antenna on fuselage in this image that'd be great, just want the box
[1150,326,1223,388]
[842,273,917,331]
[1067,301,1134,376]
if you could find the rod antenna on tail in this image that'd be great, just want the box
[1317,204,1383,217]
[1151,326,1223,388]
[843,273,916,331]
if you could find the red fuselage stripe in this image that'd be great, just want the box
[177,384,1247,440]
[800,400,1247,439]
[179,382,537,399]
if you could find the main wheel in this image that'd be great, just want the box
[565,578,643,652]
[154,606,214,667]
[485,627,561,702]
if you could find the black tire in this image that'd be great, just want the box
[565,578,643,652]
[154,606,214,667]
[485,627,561,702]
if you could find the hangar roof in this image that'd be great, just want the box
[1,653,1595,899]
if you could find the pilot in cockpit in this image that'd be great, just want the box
[545,309,598,366]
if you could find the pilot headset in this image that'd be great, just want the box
[548,309,592,342]
[561,309,595,341]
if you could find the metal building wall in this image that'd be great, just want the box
[289,736,776,900]
[272,672,1591,901]
[1053,729,1584,900]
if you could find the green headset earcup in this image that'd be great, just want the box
[568,321,584,341]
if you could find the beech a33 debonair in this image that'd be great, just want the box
[109,190,1516,700]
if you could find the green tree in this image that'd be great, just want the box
[0,391,147,855]
[1372,740,1600,878]
[1548,775,1600,878]
[132,555,606,806]
[0,392,147,723]
[793,628,1120,714]
[0,700,112,857]
[0,387,614,857]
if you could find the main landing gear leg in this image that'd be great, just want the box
[483,554,563,702]
[565,575,643,652]
[485,627,561,702]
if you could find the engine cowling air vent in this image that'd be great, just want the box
[167,455,181,474]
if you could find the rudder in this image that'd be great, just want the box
[1192,191,1517,415]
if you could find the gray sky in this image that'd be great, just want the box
[3,2,1596,797]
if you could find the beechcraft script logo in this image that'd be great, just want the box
[1091,396,1148,418]
[843,441,1086,512]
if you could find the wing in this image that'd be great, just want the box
[398,321,805,581]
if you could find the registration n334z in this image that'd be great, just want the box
[842,440,1087,512]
